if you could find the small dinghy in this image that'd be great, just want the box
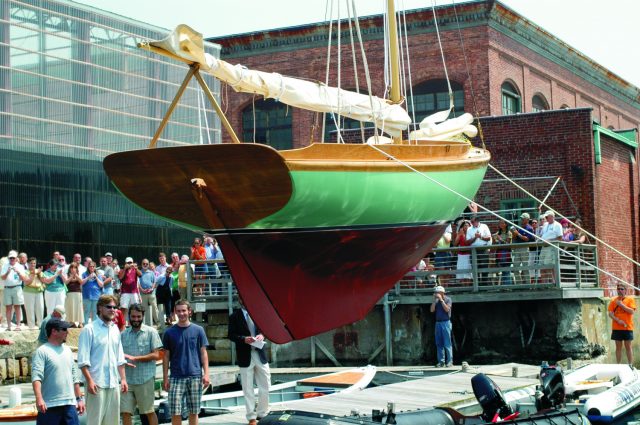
[560,364,640,423]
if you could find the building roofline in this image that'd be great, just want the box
[208,0,638,110]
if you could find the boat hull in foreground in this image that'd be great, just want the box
[103,142,490,342]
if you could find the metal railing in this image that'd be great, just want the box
[186,242,599,303]
[396,241,599,294]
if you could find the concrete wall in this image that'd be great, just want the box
[206,297,636,368]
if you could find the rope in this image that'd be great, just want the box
[488,163,640,289]
[450,0,485,149]
[400,1,418,135]
[431,0,454,115]
[350,0,380,143]
[365,143,636,290]
[346,0,366,142]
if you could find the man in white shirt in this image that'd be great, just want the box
[0,250,29,331]
[465,216,492,286]
[539,210,563,283]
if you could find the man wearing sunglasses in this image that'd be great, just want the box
[78,295,128,425]
[608,285,636,365]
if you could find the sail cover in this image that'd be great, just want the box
[148,25,411,136]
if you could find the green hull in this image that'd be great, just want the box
[250,167,487,229]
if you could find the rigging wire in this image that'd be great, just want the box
[450,0,486,149]
[487,162,640,277]
[400,0,418,135]
[351,0,381,142]
[431,0,454,116]
[365,142,638,291]
[346,0,367,143]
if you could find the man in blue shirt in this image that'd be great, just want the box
[32,318,85,425]
[511,212,536,285]
[430,285,453,367]
[138,259,158,326]
[162,300,210,425]
[78,294,127,425]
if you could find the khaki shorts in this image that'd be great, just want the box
[120,379,155,414]
[3,286,24,306]
[120,293,142,309]
[539,247,556,265]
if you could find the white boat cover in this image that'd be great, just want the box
[409,112,478,141]
[148,25,411,137]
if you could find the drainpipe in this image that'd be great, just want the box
[383,294,393,366]
[593,127,602,164]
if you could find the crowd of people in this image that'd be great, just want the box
[34,296,210,425]
[1,235,273,425]
[415,211,591,287]
[0,236,225,331]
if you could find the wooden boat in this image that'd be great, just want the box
[156,365,376,420]
[0,404,38,424]
[103,2,490,343]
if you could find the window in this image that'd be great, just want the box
[409,79,465,124]
[532,94,549,112]
[501,82,521,115]
[242,98,292,150]
[500,198,536,222]
[324,114,363,142]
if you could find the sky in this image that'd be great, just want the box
[73,0,640,88]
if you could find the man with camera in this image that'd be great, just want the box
[430,285,453,367]
[118,257,142,325]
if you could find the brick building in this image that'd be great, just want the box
[208,1,640,283]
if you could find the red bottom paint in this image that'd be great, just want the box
[216,223,445,344]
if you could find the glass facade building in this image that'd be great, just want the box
[0,0,221,261]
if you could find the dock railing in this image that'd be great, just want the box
[186,241,599,304]
[396,241,599,295]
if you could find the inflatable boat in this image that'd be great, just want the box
[562,364,640,422]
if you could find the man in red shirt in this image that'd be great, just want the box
[608,285,636,365]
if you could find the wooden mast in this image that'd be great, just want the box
[386,0,404,143]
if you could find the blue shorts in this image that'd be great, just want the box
[434,252,451,269]
[612,330,634,341]
[36,404,79,425]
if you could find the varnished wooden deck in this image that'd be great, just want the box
[200,363,539,424]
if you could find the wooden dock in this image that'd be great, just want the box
[200,363,539,424]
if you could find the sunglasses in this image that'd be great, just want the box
[126,261,133,264]
[103,305,118,310]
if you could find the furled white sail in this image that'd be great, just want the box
[147,25,411,136]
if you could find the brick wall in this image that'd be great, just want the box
[476,108,638,285]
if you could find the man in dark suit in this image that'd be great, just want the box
[228,298,270,425]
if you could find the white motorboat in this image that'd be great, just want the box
[157,365,376,420]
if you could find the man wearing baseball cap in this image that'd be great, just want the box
[1,250,29,331]
[430,285,453,367]
[511,213,536,284]
[38,305,66,345]
[32,318,85,424]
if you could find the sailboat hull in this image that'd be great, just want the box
[103,142,490,342]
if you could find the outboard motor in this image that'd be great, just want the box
[536,366,566,410]
[471,373,514,422]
